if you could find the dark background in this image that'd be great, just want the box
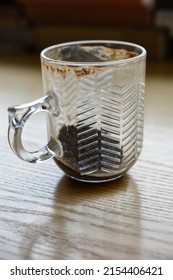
[0,0,173,61]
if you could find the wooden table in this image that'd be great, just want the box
[0,54,173,260]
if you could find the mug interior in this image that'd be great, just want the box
[41,41,146,65]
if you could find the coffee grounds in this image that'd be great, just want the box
[56,124,78,172]
[53,124,122,180]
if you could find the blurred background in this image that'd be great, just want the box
[0,0,173,61]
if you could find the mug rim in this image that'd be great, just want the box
[41,40,146,67]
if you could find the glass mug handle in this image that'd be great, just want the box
[8,93,63,163]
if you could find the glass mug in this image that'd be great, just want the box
[8,40,146,183]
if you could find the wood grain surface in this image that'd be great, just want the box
[0,54,173,260]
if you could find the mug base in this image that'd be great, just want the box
[67,173,125,183]
[54,158,129,183]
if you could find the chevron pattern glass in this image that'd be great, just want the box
[8,40,146,183]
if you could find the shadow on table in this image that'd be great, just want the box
[22,173,141,259]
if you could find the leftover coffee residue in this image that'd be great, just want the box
[43,46,138,79]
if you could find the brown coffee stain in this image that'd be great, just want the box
[42,48,138,79]
[43,63,104,79]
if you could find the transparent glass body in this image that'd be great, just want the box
[41,41,146,182]
[8,40,146,183]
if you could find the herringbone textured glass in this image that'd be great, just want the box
[43,59,145,182]
[44,69,144,179]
